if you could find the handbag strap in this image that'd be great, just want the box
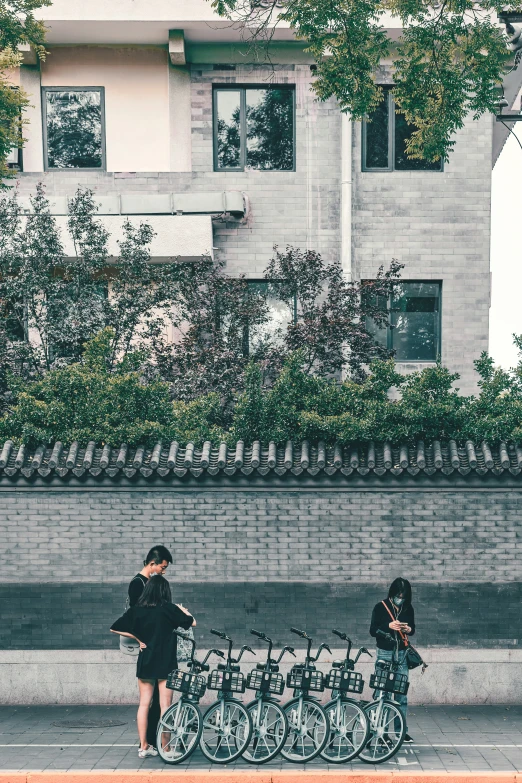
[381,600,409,647]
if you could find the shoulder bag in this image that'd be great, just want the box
[381,600,427,672]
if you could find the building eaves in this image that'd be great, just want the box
[0,439,520,482]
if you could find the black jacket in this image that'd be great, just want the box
[370,598,415,651]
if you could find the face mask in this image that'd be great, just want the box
[392,596,404,607]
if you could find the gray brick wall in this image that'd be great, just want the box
[2,489,521,584]
[0,487,521,649]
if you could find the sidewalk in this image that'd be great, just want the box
[2,704,522,777]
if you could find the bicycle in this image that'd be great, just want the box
[200,628,254,763]
[320,629,372,763]
[280,626,331,763]
[358,629,408,764]
[157,631,224,764]
[243,628,296,764]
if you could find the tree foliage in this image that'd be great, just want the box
[209,0,518,161]
[0,0,50,184]
[4,334,522,446]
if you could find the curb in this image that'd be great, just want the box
[1,773,522,783]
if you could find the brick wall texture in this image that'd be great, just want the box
[15,61,491,394]
[1,487,521,650]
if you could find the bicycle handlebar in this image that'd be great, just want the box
[332,629,348,641]
[211,628,229,641]
[291,627,308,639]
[250,628,268,641]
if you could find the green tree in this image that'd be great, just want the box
[210,0,518,162]
[0,1,50,185]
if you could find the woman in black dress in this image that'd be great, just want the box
[111,575,195,758]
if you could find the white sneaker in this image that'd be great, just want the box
[138,745,158,758]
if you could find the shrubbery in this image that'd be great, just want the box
[2,330,522,447]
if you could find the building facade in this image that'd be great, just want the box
[10,0,495,393]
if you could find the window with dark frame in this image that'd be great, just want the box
[43,87,105,170]
[366,281,442,362]
[214,86,295,172]
[363,88,443,172]
[244,280,297,355]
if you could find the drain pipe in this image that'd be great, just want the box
[341,111,352,281]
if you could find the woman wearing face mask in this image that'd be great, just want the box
[369,577,415,743]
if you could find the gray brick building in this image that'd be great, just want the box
[9,0,502,393]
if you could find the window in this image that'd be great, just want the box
[43,88,105,170]
[0,299,25,341]
[367,282,441,362]
[362,88,442,172]
[244,280,297,355]
[213,86,295,171]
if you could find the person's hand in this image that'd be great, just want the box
[139,641,147,650]
[389,621,403,631]
[402,625,412,634]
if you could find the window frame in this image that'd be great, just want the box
[243,278,298,356]
[212,84,296,173]
[42,86,107,172]
[368,280,443,363]
[362,88,443,173]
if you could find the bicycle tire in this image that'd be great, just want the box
[359,698,406,764]
[243,698,289,764]
[280,696,330,763]
[320,697,370,763]
[156,700,202,764]
[200,698,253,764]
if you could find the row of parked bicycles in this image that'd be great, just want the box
[157,626,410,766]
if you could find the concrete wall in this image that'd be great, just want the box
[0,485,521,704]
[2,648,519,706]
[40,46,170,173]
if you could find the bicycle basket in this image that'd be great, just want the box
[286,667,324,693]
[369,667,409,696]
[325,669,364,695]
[166,669,207,699]
[246,669,285,695]
[208,669,246,694]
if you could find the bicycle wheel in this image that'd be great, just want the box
[156,700,202,764]
[320,697,370,763]
[243,698,289,764]
[200,698,253,763]
[359,698,406,764]
[280,696,330,762]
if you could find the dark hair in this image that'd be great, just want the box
[137,575,172,607]
[387,577,412,607]
[144,545,173,567]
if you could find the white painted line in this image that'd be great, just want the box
[0,744,136,748]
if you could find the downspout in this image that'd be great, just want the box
[341,112,352,281]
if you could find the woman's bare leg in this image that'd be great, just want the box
[137,679,155,750]
[157,679,173,751]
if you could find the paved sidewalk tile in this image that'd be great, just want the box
[2,704,522,773]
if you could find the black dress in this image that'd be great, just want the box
[111,602,193,680]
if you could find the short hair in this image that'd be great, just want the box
[137,575,172,607]
[144,545,173,567]
[387,577,412,607]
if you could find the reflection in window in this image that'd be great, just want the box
[216,90,241,169]
[363,88,442,172]
[214,86,294,171]
[44,89,104,169]
[367,282,441,362]
[0,300,25,342]
[245,280,296,354]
